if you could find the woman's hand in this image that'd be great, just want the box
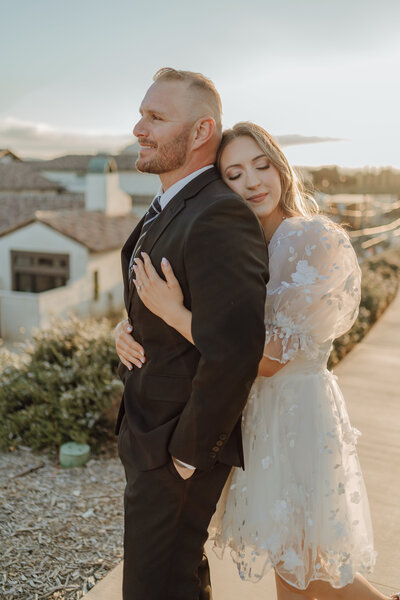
[114,319,146,371]
[132,253,185,327]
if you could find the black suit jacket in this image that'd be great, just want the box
[115,167,269,471]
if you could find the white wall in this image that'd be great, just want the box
[42,171,86,192]
[0,284,91,341]
[36,252,124,323]
[88,249,124,313]
[0,290,41,341]
[41,169,159,198]
[0,247,125,341]
[86,172,131,215]
[118,171,159,196]
[0,222,88,291]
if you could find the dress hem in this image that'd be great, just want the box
[210,538,377,591]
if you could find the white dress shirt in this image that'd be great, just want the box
[157,165,214,210]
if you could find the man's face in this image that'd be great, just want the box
[133,80,194,174]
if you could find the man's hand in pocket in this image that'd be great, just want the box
[172,457,195,480]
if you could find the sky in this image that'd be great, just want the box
[1,0,400,168]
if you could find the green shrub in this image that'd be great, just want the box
[0,317,123,453]
[1,248,399,452]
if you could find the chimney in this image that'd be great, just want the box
[86,155,131,215]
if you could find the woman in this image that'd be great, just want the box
[120,122,397,600]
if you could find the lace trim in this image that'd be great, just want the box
[211,536,377,590]
[264,323,320,363]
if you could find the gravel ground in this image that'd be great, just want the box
[0,446,125,599]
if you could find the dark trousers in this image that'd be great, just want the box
[118,415,231,600]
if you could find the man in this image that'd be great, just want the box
[114,68,268,599]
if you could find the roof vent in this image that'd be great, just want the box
[88,155,117,174]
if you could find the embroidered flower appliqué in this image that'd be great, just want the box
[291,260,319,285]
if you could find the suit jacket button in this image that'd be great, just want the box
[216,440,224,447]
[219,433,227,441]
[212,446,220,452]
[209,452,216,459]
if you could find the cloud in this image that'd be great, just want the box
[0,118,132,158]
[276,134,343,147]
[0,117,343,160]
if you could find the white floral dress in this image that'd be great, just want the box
[210,215,376,590]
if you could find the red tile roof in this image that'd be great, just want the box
[26,153,137,173]
[0,163,63,191]
[0,149,22,162]
[0,200,139,253]
[0,192,84,236]
[35,210,139,252]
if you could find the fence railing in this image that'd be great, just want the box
[327,199,400,218]
[348,217,400,251]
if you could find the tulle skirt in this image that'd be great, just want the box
[209,362,377,590]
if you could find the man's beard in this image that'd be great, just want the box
[135,126,192,174]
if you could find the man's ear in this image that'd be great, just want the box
[191,117,216,151]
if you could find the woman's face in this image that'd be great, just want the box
[219,136,282,221]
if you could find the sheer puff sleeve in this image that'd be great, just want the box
[264,215,361,364]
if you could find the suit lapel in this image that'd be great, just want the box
[124,167,221,310]
[121,214,145,309]
[139,167,220,257]
[139,194,185,256]
[124,197,186,313]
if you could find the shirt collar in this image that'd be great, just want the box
[157,165,214,210]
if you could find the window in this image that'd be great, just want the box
[11,251,70,293]
[93,270,99,301]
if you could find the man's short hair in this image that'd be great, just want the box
[153,67,222,133]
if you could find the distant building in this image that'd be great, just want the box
[26,144,159,217]
[0,156,138,341]
[0,149,23,163]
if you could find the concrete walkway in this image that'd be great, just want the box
[86,292,400,599]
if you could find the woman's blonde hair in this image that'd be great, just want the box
[216,121,319,218]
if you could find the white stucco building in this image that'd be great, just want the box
[0,156,139,341]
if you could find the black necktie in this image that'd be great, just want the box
[129,195,162,279]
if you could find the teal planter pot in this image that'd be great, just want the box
[59,442,91,468]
